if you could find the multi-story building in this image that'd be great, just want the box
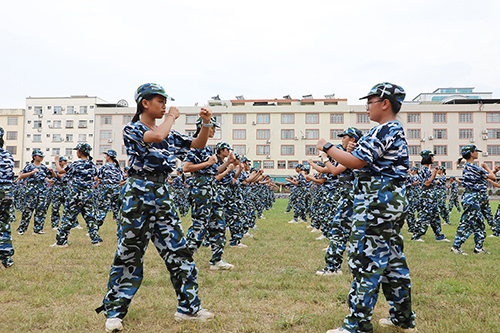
[412,87,492,103]
[0,108,25,174]
[25,96,107,169]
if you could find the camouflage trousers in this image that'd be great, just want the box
[100,178,201,319]
[480,197,494,229]
[173,187,190,217]
[186,175,226,264]
[448,192,461,213]
[453,191,487,249]
[343,176,415,333]
[218,185,244,246]
[0,185,14,268]
[405,190,418,232]
[96,184,121,227]
[325,187,353,271]
[411,188,445,240]
[242,186,256,231]
[293,187,308,221]
[436,189,450,224]
[56,186,101,245]
[18,182,49,233]
[50,183,67,228]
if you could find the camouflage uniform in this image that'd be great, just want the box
[172,171,190,217]
[55,153,102,245]
[448,180,461,213]
[185,146,226,265]
[405,170,420,232]
[99,120,202,320]
[0,144,15,268]
[435,173,451,225]
[17,160,52,234]
[50,157,70,229]
[96,161,124,226]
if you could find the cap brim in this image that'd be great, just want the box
[359,92,377,100]
[337,133,346,138]
[476,149,483,152]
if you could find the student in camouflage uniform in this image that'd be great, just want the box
[97,83,215,333]
[451,145,499,255]
[17,150,56,235]
[436,166,451,225]
[0,127,15,268]
[50,156,69,229]
[172,168,190,217]
[448,176,461,214]
[405,167,420,232]
[95,149,124,227]
[51,143,102,247]
[183,118,234,270]
[411,150,448,242]
[318,83,416,333]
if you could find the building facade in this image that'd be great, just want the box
[0,108,25,174]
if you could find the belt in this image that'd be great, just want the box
[341,183,353,190]
[338,175,355,182]
[130,173,168,183]
[193,172,215,177]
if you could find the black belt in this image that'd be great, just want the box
[130,173,168,183]
[341,183,353,190]
[338,175,354,182]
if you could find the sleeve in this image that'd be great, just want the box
[21,164,32,174]
[123,123,148,157]
[169,130,193,159]
[351,126,391,167]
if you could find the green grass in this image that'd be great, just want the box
[1,199,500,332]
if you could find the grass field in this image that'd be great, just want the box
[1,199,500,333]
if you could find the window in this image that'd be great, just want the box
[67,106,75,114]
[6,146,17,155]
[288,161,298,169]
[281,129,294,140]
[119,161,126,168]
[488,146,500,155]
[257,114,270,124]
[78,120,87,128]
[407,113,420,123]
[34,106,43,115]
[441,161,452,169]
[33,120,42,128]
[306,113,319,124]
[101,116,112,125]
[433,113,447,123]
[306,145,318,155]
[6,131,17,140]
[186,115,197,124]
[330,129,343,139]
[52,148,60,156]
[186,130,197,137]
[256,145,270,155]
[233,114,246,124]
[263,161,274,169]
[459,129,473,139]
[65,148,73,156]
[459,113,473,123]
[123,115,133,124]
[330,113,344,124]
[79,106,88,114]
[487,113,500,123]
[52,120,61,129]
[213,114,222,124]
[33,134,41,142]
[488,129,500,139]
[407,129,421,139]
[434,129,447,139]
[306,129,319,139]
[66,120,74,128]
[233,129,246,140]
[408,145,421,155]
[122,145,127,155]
[7,117,18,125]
[66,134,73,142]
[434,145,447,155]
[52,134,62,142]
[357,114,370,123]
[95,160,104,167]
[53,106,62,115]
[100,130,112,140]
[281,145,294,155]
[278,161,286,169]
[100,145,111,154]
[78,134,87,142]
[281,114,294,124]
[233,145,246,155]
[253,161,261,169]
[213,129,221,140]
[256,129,270,140]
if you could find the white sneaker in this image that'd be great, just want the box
[311,228,321,233]
[174,309,215,322]
[259,216,266,219]
[243,232,254,238]
[322,247,329,251]
[50,243,68,248]
[306,225,313,229]
[326,327,349,333]
[210,260,234,270]
[412,238,424,242]
[436,238,450,242]
[450,247,467,255]
[488,234,500,237]
[230,243,248,248]
[315,234,326,240]
[379,317,417,332]
[316,268,342,276]
[473,247,490,254]
[74,225,84,229]
[105,317,123,332]
[288,219,298,224]
[299,219,307,223]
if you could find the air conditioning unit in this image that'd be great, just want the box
[38,114,43,118]
[59,137,64,142]
[48,125,52,128]
[46,148,50,151]
[68,155,73,160]
[469,138,475,143]
[483,152,489,157]
[266,140,271,144]
[482,129,488,134]
[107,139,113,143]
[294,136,299,140]
[301,136,305,140]
[266,155,271,159]
[482,135,488,140]
[428,136,434,140]
[420,138,425,142]
[37,128,42,132]
[61,107,65,111]
[252,121,256,125]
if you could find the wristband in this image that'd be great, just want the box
[166,113,175,121]
[322,158,329,163]
[322,142,334,153]
[202,122,214,127]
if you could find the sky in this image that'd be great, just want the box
[1,0,500,108]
